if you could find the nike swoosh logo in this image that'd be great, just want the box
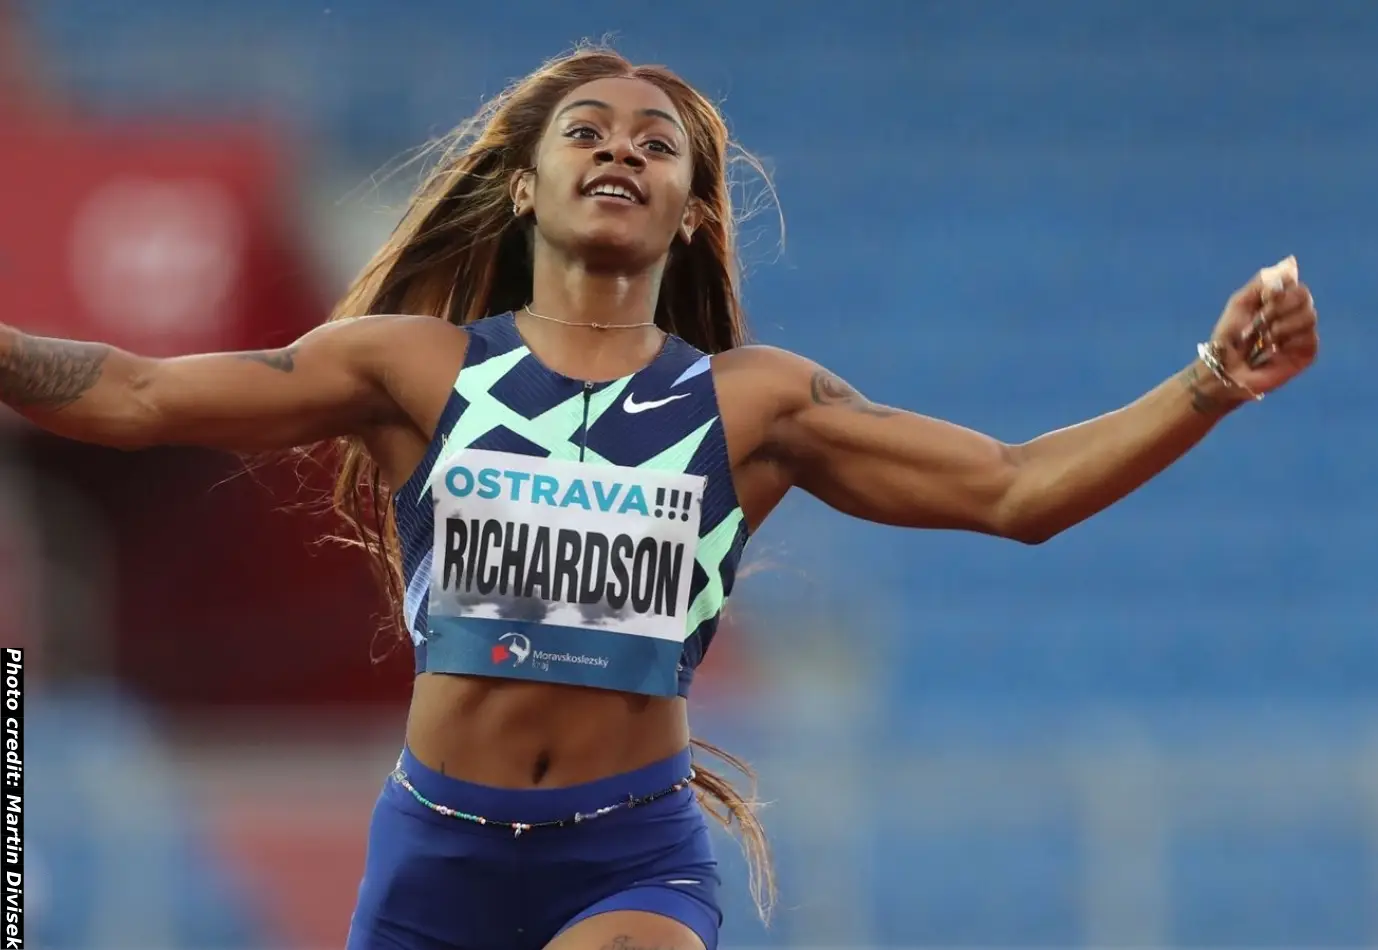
[622,392,690,414]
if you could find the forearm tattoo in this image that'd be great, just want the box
[809,370,898,417]
[234,347,298,372]
[1177,363,1231,417]
[0,334,111,410]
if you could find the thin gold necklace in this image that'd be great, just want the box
[521,304,657,331]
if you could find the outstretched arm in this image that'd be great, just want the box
[763,265,1318,543]
[0,315,425,452]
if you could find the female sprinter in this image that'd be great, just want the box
[0,47,1318,950]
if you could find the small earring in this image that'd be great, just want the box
[512,203,521,217]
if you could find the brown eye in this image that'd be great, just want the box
[565,126,599,140]
[645,139,676,155]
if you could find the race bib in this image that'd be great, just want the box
[425,448,705,696]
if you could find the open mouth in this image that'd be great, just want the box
[581,178,645,204]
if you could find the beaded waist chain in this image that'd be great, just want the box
[390,764,697,837]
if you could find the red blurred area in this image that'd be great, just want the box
[1,123,317,356]
[2,120,412,706]
[26,436,414,705]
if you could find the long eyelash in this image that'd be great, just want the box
[565,126,675,154]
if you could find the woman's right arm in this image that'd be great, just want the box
[0,314,426,452]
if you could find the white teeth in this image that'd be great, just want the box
[587,183,637,202]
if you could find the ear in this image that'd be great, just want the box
[509,169,535,217]
[677,197,703,244]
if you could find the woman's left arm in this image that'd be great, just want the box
[758,261,1318,543]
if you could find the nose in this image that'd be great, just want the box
[593,136,646,170]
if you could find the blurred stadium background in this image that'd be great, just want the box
[6,0,1377,947]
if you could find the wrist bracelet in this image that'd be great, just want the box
[1196,340,1263,402]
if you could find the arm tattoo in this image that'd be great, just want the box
[234,347,298,373]
[1177,363,1231,417]
[0,335,111,410]
[809,370,899,417]
[600,938,679,950]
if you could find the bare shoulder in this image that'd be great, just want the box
[312,313,470,387]
[318,312,468,354]
[339,316,475,482]
[316,314,471,438]
[710,344,877,415]
[705,345,832,470]
[710,344,812,401]
[710,343,807,375]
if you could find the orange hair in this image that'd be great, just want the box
[324,43,776,921]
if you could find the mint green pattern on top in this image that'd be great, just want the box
[420,339,737,639]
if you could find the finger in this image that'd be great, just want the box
[1244,309,1306,368]
[1258,255,1299,298]
[1243,309,1270,342]
[1230,271,1297,317]
[1280,333,1318,362]
[1230,278,1266,314]
[1269,312,1318,347]
[1238,257,1300,329]
[1247,329,1317,369]
[1239,284,1313,347]
[1266,283,1312,318]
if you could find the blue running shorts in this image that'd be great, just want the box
[346,746,722,950]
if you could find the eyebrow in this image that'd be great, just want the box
[555,98,685,136]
